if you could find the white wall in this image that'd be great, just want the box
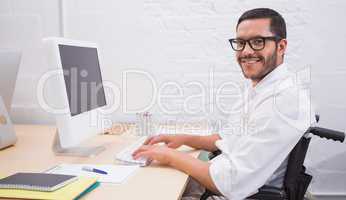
[0,0,61,123]
[1,0,346,196]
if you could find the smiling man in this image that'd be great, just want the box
[232,9,287,86]
[133,8,312,200]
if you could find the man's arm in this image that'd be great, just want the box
[169,150,220,194]
[145,134,221,152]
[184,134,221,152]
[133,145,221,194]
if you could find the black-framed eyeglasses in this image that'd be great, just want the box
[229,36,282,51]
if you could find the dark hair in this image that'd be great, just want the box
[236,8,287,39]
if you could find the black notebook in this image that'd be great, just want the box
[0,173,78,192]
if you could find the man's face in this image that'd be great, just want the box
[236,18,284,85]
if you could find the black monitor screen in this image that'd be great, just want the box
[58,44,106,116]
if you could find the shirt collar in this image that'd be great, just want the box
[249,63,290,94]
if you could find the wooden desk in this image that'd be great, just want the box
[0,125,200,200]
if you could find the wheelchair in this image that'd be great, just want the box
[200,115,345,200]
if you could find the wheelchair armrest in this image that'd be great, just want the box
[307,126,345,143]
[247,186,286,200]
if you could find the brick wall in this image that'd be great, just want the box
[1,0,346,195]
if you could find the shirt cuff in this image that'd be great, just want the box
[209,155,232,198]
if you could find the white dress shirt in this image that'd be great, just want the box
[209,63,313,200]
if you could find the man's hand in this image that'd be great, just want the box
[144,134,188,149]
[132,145,177,165]
[132,143,220,195]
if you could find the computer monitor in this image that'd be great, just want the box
[0,49,21,149]
[42,37,111,156]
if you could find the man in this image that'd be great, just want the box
[133,8,312,200]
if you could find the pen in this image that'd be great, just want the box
[82,166,108,175]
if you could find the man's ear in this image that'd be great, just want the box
[277,39,287,57]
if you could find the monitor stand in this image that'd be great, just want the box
[52,130,105,157]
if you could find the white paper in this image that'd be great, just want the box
[46,164,139,184]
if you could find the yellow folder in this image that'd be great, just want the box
[0,176,98,200]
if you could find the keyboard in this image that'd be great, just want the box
[115,136,149,167]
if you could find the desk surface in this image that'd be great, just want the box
[0,125,199,200]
